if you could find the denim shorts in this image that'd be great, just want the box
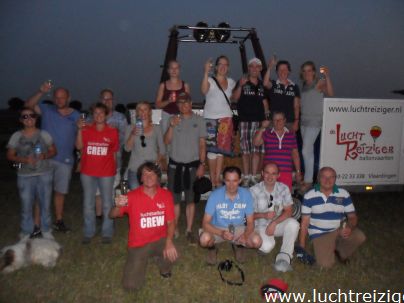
[50,159,73,194]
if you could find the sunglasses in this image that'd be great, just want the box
[21,114,37,120]
[268,194,273,208]
[140,135,146,148]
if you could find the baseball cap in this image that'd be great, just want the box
[248,57,262,66]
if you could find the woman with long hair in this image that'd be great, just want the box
[201,55,236,188]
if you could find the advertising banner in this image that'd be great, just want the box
[320,98,404,185]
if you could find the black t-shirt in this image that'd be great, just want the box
[268,80,300,123]
[236,80,267,122]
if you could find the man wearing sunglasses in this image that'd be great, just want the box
[164,92,206,245]
[26,82,80,233]
[250,162,299,272]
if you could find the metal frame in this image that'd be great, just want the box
[160,24,267,82]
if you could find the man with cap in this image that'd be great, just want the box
[164,92,207,244]
[298,166,366,268]
[233,58,270,187]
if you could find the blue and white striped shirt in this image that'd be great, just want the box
[302,185,355,239]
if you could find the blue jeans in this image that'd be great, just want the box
[17,171,53,235]
[127,169,140,190]
[81,174,115,238]
[301,126,321,183]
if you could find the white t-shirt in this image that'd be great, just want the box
[203,77,236,119]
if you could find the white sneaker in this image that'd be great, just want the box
[274,259,293,272]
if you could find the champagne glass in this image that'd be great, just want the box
[46,79,53,98]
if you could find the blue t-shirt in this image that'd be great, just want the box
[39,102,80,165]
[205,186,254,228]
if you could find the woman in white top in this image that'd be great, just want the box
[201,55,236,188]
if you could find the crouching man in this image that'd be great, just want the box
[250,162,299,272]
[298,166,366,268]
[109,162,178,291]
[199,166,262,265]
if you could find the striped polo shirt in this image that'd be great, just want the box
[302,185,356,239]
[262,127,297,172]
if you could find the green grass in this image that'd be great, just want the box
[1,158,403,303]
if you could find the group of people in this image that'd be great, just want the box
[6,55,366,292]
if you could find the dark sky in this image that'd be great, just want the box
[1,0,404,108]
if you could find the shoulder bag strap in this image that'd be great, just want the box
[212,76,234,114]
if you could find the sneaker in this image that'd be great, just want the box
[30,226,43,239]
[160,271,172,278]
[53,220,71,233]
[206,246,218,266]
[232,244,247,264]
[274,259,293,272]
[186,231,197,245]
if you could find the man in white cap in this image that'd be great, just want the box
[232,58,269,187]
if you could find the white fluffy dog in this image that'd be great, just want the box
[0,237,61,273]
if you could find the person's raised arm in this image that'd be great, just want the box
[263,55,276,89]
[25,82,52,115]
[231,77,247,102]
[75,118,85,150]
[201,59,212,95]
[163,115,180,145]
[321,67,334,97]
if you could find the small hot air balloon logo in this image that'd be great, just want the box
[370,126,382,142]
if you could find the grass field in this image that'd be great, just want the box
[0,152,403,303]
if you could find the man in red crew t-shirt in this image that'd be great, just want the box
[109,162,178,291]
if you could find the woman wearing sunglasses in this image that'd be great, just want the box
[125,102,165,190]
[7,107,57,239]
[76,103,119,244]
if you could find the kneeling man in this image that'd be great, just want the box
[298,166,366,268]
[250,162,299,272]
[199,166,262,265]
[110,162,178,291]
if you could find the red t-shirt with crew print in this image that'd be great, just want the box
[80,123,119,177]
[119,186,175,248]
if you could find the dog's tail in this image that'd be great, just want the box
[0,249,15,272]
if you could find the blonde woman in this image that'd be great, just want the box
[201,55,236,188]
[300,61,334,192]
[125,102,165,189]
